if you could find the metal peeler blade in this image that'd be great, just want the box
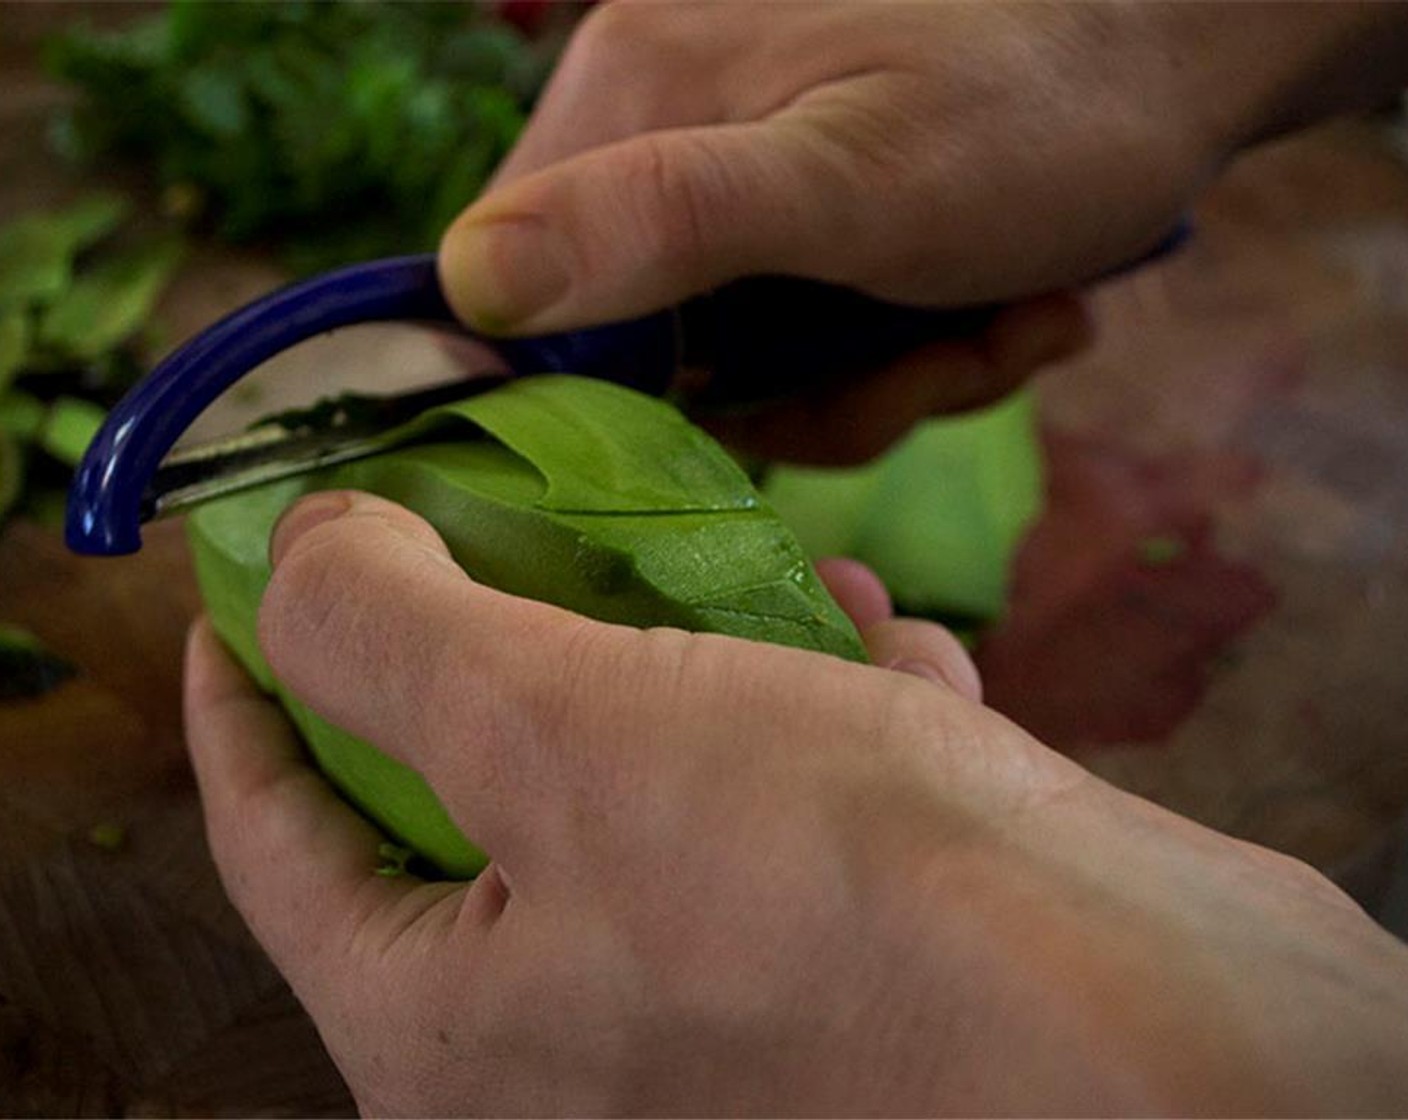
[142,375,512,522]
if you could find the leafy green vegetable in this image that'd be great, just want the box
[0,391,47,443]
[0,430,21,524]
[0,312,29,391]
[37,397,107,467]
[763,393,1043,624]
[189,376,865,878]
[0,192,128,309]
[47,1,551,271]
[0,196,183,532]
[38,237,183,361]
[375,843,414,879]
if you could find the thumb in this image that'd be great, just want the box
[257,490,879,882]
[257,490,646,873]
[438,120,865,335]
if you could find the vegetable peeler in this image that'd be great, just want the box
[67,227,1187,557]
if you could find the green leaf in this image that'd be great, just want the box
[24,489,70,532]
[438,25,527,86]
[764,392,1044,622]
[189,377,864,879]
[0,219,72,310]
[177,65,251,138]
[46,1,539,272]
[0,391,47,443]
[374,842,414,878]
[37,395,106,467]
[0,193,130,310]
[51,192,132,248]
[38,237,183,361]
[0,429,22,524]
[0,311,31,392]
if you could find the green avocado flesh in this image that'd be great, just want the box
[763,392,1042,625]
[188,375,865,878]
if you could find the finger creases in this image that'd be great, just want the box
[439,119,861,335]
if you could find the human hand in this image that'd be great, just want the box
[446,2,1148,460]
[444,4,1201,330]
[185,491,1408,1116]
[438,2,1408,462]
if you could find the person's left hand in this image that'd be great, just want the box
[184,491,1408,1116]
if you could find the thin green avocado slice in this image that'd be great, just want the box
[189,375,865,878]
[763,392,1043,623]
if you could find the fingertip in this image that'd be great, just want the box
[437,188,572,334]
[268,491,453,572]
[268,492,355,569]
[815,557,893,630]
[439,207,505,332]
[864,617,983,703]
[986,291,1094,378]
[183,614,301,796]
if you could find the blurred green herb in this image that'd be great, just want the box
[47,0,548,271]
[0,194,184,530]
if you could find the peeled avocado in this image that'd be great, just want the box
[763,393,1043,624]
[189,375,865,878]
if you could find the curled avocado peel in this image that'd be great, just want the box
[189,375,865,878]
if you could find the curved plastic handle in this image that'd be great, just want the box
[65,255,676,555]
[67,222,1188,556]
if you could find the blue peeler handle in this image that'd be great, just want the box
[67,224,1187,556]
[65,255,677,556]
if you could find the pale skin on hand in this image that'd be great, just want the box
[184,491,1408,1116]
[438,1,1408,465]
[183,4,1408,1113]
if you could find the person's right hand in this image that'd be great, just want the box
[439,2,1408,463]
[445,4,1205,330]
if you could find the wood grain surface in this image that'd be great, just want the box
[2,5,1407,1114]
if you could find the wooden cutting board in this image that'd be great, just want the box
[0,519,355,1115]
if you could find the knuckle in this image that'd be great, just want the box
[568,2,685,79]
[528,619,639,754]
[618,134,722,283]
[520,620,695,808]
